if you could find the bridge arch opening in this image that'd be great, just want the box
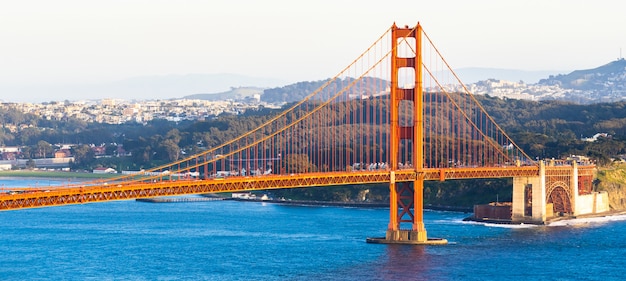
[547,186,572,215]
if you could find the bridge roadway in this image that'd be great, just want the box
[0,166,542,211]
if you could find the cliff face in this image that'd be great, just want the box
[596,164,626,211]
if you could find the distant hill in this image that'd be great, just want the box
[453,67,563,84]
[183,87,265,101]
[539,59,626,90]
[455,60,626,104]
[179,61,626,105]
[252,69,563,105]
[536,59,626,103]
[107,73,287,100]
[261,77,389,104]
[261,80,330,104]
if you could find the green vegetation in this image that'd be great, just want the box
[270,178,511,208]
[595,163,626,210]
[424,178,512,207]
[3,96,626,169]
[3,85,626,206]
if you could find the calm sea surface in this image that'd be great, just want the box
[1,178,625,280]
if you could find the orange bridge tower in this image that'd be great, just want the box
[367,23,447,245]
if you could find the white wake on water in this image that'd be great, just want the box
[459,220,540,229]
[547,213,626,227]
[435,212,626,229]
[433,218,540,228]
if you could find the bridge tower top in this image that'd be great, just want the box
[390,23,423,171]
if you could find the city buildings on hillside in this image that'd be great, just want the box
[1,98,280,125]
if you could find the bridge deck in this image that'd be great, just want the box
[0,167,542,211]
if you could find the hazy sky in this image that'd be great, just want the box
[1,0,624,102]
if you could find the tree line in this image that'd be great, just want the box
[2,94,626,206]
[2,96,626,167]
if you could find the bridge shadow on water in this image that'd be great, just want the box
[336,244,443,281]
[376,245,433,279]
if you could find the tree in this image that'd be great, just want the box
[160,139,180,161]
[0,129,14,146]
[140,146,153,164]
[165,129,182,144]
[105,144,118,156]
[283,154,316,173]
[25,158,36,169]
[18,127,41,145]
[36,140,52,158]
[72,144,95,166]
[20,146,33,159]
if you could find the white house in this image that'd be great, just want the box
[93,167,117,174]
[582,133,609,142]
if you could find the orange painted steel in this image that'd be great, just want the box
[0,166,542,211]
[388,23,427,239]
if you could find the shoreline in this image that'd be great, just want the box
[227,197,472,212]
[0,170,120,179]
[464,209,626,225]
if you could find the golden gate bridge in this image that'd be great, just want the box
[0,23,595,244]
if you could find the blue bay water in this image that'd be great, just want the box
[1,178,625,280]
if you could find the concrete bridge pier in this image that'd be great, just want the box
[512,161,546,223]
[570,161,579,216]
[366,175,447,245]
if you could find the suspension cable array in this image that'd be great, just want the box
[6,23,536,193]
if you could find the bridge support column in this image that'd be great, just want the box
[411,176,427,242]
[368,175,446,245]
[383,177,427,242]
[366,22,446,245]
[512,161,546,223]
[387,173,399,234]
[571,161,579,216]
